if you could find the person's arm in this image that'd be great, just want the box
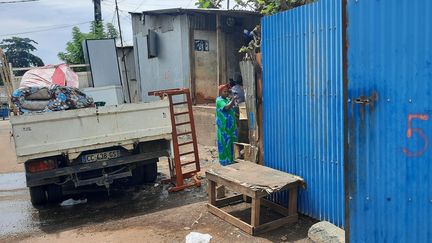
[223,98,236,111]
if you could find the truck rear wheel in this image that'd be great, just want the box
[129,165,145,185]
[46,184,63,203]
[128,159,158,185]
[143,160,158,183]
[29,186,47,205]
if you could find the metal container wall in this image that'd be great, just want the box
[262,0,344,227]
[346,1,432,241]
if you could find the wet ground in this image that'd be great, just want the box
[0,169,315,243]
[0,171,208,241]
[0,120,315,242]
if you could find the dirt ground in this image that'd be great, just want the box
[0,120,315,243]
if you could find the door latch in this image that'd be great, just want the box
[354,96,371,105]
[354,92,378,106]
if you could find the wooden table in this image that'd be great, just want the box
[206,162,305,235]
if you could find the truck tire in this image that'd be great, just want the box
[143,160,158,183]
[46,184,63,203]
[129,164,145,185]
[29,186,47,205]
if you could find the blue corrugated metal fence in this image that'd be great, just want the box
[262,0,344,227]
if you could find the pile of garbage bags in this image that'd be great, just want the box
[11,64,94,114]
[12,85,94,114]
[20,64,79,88]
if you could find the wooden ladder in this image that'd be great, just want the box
[0,48,16,113]
[149,88,201,192]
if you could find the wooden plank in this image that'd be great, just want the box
[288,187,298,216]
[233,143,241,161]
[251,197,261,227]
[188,28,196,104]
[215,194,244,207]
[261,198,289,216]
[233,143,258,162]
[206,173,255,197]
[253,214,298,235]
[206,203,253,235]
[208,180,216,205]
[256,56,263,164]
[216,14,227,87]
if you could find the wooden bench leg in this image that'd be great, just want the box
[209,180,216,205]
[251,197,261,227]
[243,195,252,203]
[288,188,298,216]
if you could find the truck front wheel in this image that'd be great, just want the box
[29,186,47,205]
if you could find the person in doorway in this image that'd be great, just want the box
[216,84,238,166]
[229,75,245,105]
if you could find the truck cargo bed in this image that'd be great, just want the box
[10,100,172,163]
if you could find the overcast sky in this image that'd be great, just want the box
[0,0,222,65]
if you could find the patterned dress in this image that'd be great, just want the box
[216,96,238,166]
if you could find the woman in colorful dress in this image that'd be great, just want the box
[215,84,238,166]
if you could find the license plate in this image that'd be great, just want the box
[82,150,121,163]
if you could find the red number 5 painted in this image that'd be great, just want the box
[403,114,430,157]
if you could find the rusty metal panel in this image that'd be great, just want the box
[240,61,259,145]
[262,0,344,226]
[346,1,432,242]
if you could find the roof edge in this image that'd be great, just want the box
[129,8,261,16]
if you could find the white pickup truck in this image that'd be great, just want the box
[10,100,172,205]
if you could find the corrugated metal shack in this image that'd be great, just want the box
[130,8,260,103]
[262,0,432,241]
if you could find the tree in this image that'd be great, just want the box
[196,0,314,14]
[58,22,119,65]
[0,37,44,68]
[195,0,223,8]
[237,0,315,14]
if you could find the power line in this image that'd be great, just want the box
[0,0,39,3]
[115,0,131,102]
[132,0,146,12]
[0,21,92,37]
[111,8,117,24]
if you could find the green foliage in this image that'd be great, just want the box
[195,0,223,8]
[106,23,119,39]
[255,0,315,14]
[0,37,44,68]
[58,21,119,65]
[196,0,315,14]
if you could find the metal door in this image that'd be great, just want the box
[346,1,432,242]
